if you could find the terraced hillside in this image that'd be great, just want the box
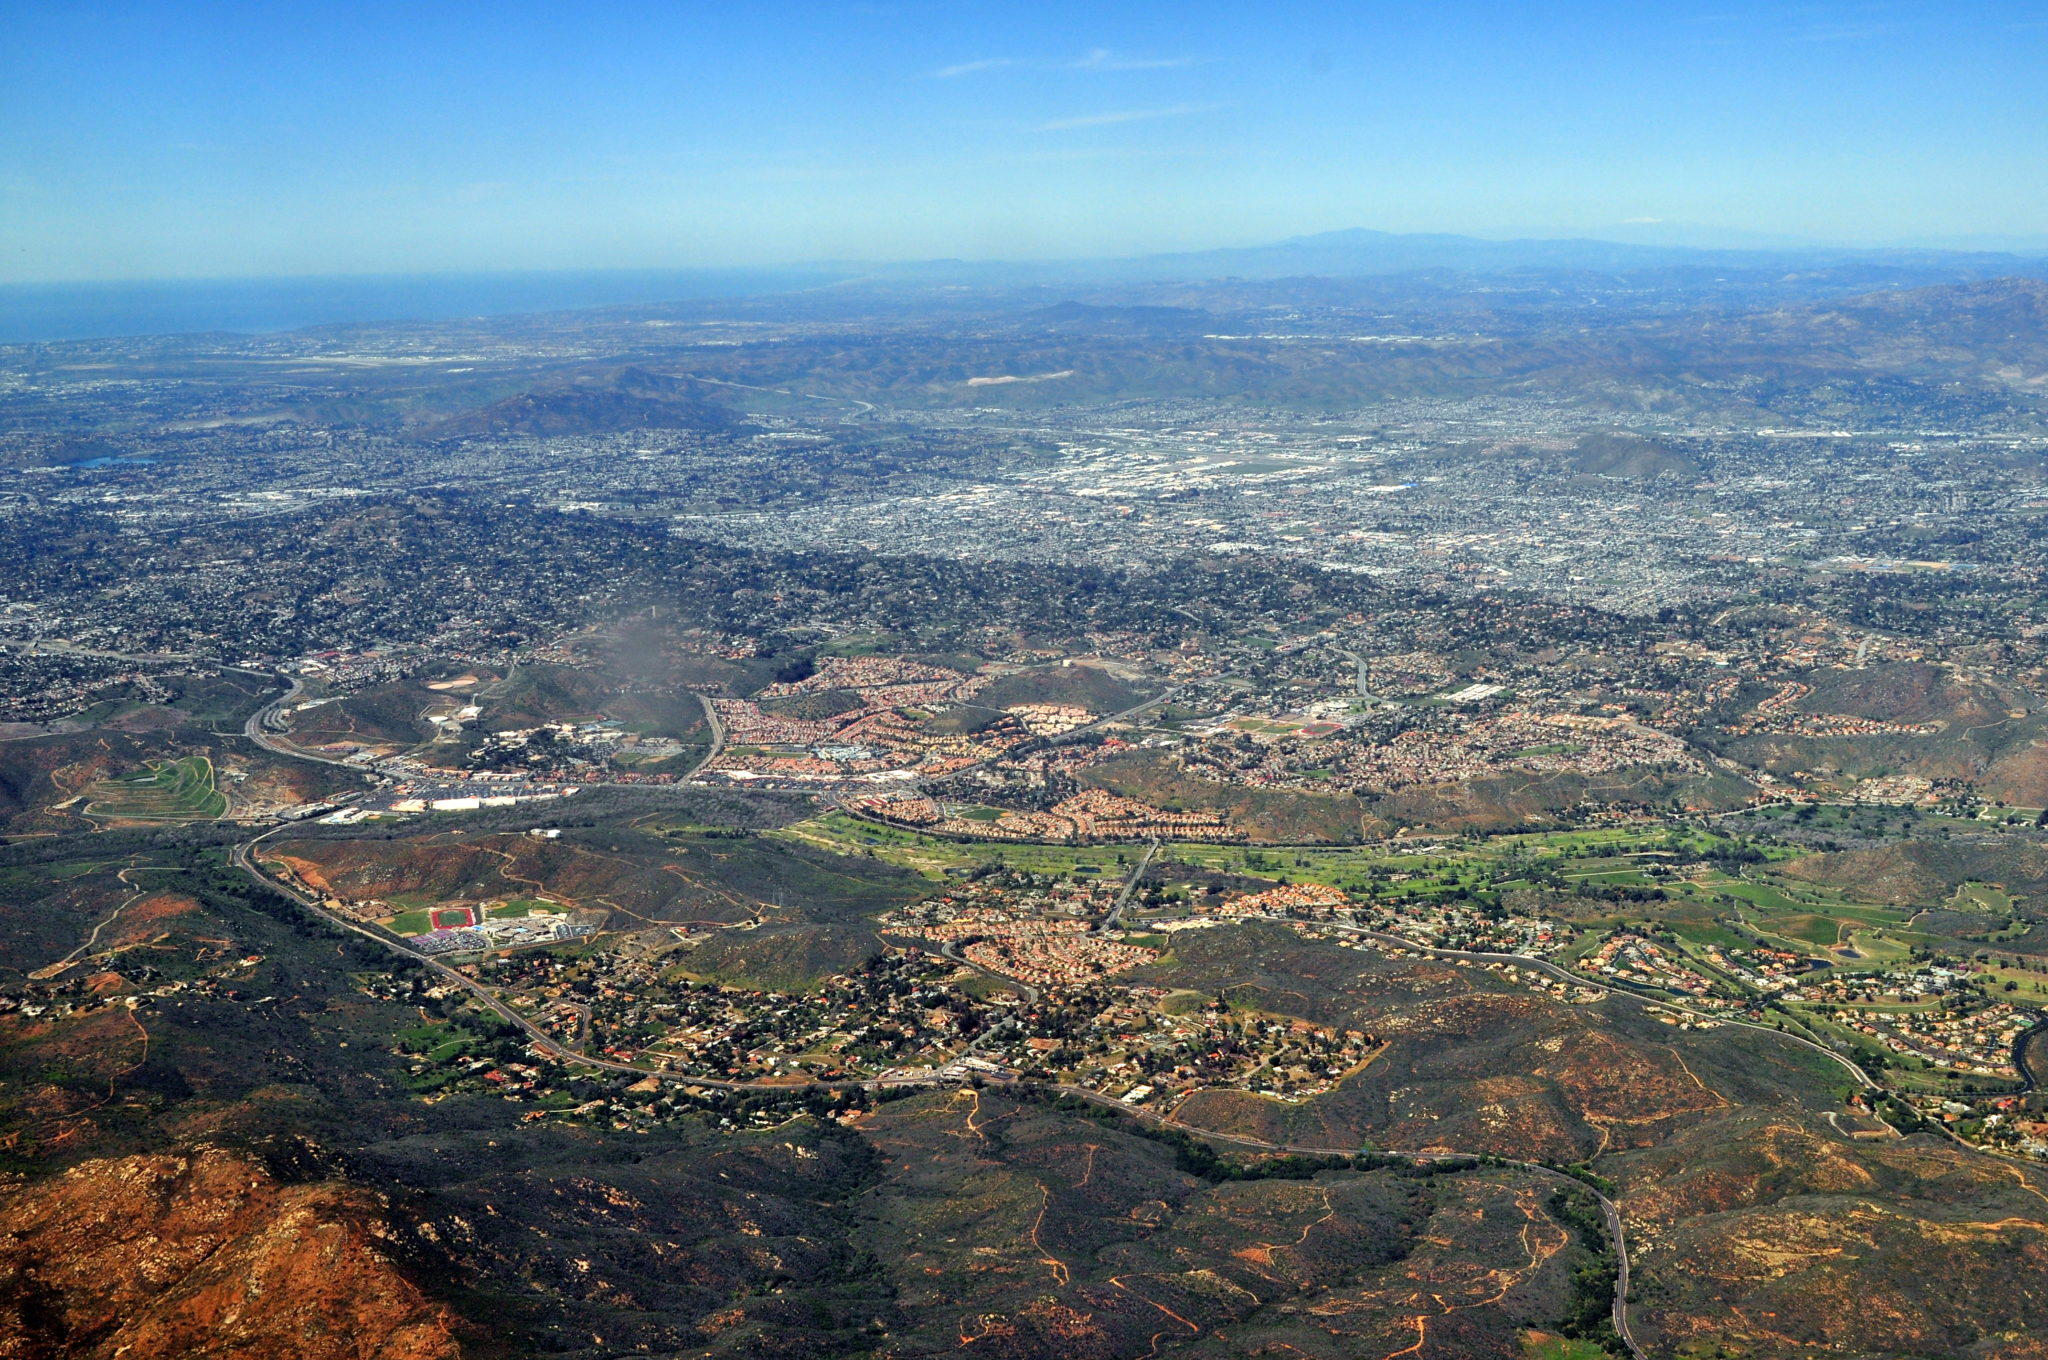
[82,756,226,822]
[0,729,344,835]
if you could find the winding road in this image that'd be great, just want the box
[218,820,1727,1356]
[212,663,2048,1357]
[228,821,1651,1354]
[1320,919,1883,1093]
[240,673,368,769]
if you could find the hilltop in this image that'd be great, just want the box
[422,367,748,439]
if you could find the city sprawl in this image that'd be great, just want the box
[8,264,2048,1358]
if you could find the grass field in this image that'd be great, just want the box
[1839,930,1915,966]
[1957,883,2015,914]
[1664,915,1751,950]
[797,814,1794,898]
[84,756,226,821]
[777,813,1149,879]
[787,810,1960,979]
[1522,1333,1611,1360]
[1973,961,2048,1001]
[491,897,564,918]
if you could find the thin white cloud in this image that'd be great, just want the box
[1792,21,1908,41]
[1032,104,1221,132]
[931,57,1016,78]
[1071,48,1195,70]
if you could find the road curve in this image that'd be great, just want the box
[1323,920,1882,1092]
[233,828,2048,1360]
[2015,1017,2048,1093]
[228,828,963,1093]
[240,674,368,769]
[225,826,1645,1352]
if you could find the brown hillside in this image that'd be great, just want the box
[1568,431,1699,478]
[1783,839,2048,907]
[0,1145,464,1360]
[423,368,745,440]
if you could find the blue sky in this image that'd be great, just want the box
[3,0,2046,281]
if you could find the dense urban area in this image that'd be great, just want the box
[6,252,2048,1360]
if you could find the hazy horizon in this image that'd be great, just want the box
[6,0,2047,286]
[10,218,2048,344]
[12,218,2048,293]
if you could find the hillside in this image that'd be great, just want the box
[1567,431,1699,478]
[976,662,1154,715]
[423,368,747,439]
[1783,838,2048,909]
[1811,276,2048,352]
[0,1145,465,1360]
[6,802,2048,1356]
[1142,922,1792,1161]
[1618,1111,2048,1356]
[273,822,924,930]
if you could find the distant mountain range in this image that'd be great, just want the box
[8,229,2048,343]
[854,227,2048,291]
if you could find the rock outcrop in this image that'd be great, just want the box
[0,1145,463,1359]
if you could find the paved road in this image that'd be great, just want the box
[934,936,1043,1007]
[240,673,370,770]
[232,820,2048,1360]
[228,826,945,1095]
[679,373,876,418]
[1332,647,1371,700]
[2016,1018,2048,1093]
[226,826,1646,1347]
[228,828,2048,1356]
[0,637,202,664]
[911,684,1183,791]
[1601,1192,1643,1356]
[1103,837,1160,932]
[685,691,726,779]
[1316,918,1883,1092]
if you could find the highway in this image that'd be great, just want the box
[685,690,726,778]
[907,683,1184,791]
[677,372,876,419]
[226,825,1651,1345]
[1332,646,1372,699]
[222,782,2048,1360]
[1102,836,1160,932]
[240,673,371,770]
[0,637,202,665]
[226,824,936,1095]
[234,817,2048,1357]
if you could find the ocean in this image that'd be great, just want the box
[0,267,848,344]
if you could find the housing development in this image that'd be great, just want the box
[7,243,2048,1360]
